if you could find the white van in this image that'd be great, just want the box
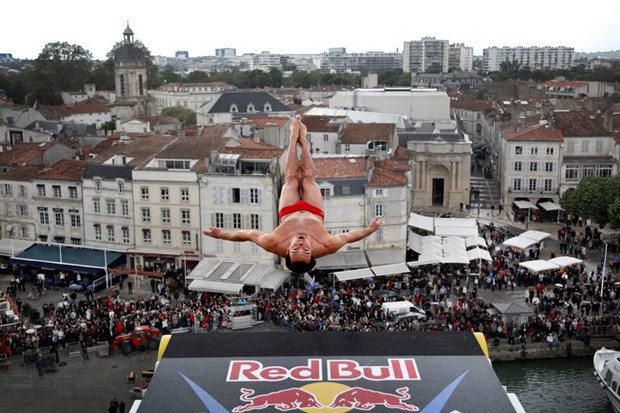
[381,301,426,320]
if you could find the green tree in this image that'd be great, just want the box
[25,41,94,104]
[161,106,196,125]
[100,120,116,133]
[608,198,620,229]
[186,70,210,83]
[159,65,183,84]
[560,176,620,227]
[89,60,115,90]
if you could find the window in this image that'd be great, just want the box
[122,227,130,244]
[161,208,171,224]
[37,184,46,197]
[233,213,241,229]
[69,186,78,199]
[18,185,27,197]
[323,134,328,142]
[107,226,115,242]
[95,225,102,240]
[528,179,537,192]
[545,162,554,172]
[546,147,555,156]
[581,141,589,153]
[375,227,384,242]
[529,162,538,172]
[342,186,351,195]
[71,238,81,245]
[117,180,125,194]
[515,146,523,155]
[565,167,579,181]
[143,229,152,243]
[566,142,575,153]
[121,200,129,216]
[54,208,64,226]
[160,187,169,201]
[250,188,260,204]
[93,198,100,213]
[321,188,331,199]
[231,188,241,203]
[216,239,223,253]
[3,184,12,197]
[182,231,191,245]
[162,230,171,244]
[514,161,522,172]
[530,147,538,155]
[583,166,595,177]
[373,189,386,197]
[544,179,553,192]
[374,203,385,217]
[95,179,102,192]
[513,178,522,192]
[212,187,224,205]
[234,242,241,253]
[39,207,49,224]
[17,204,27,216]
[598,165,612,177]
[141,187,149,200]
[344,144,350,152]
[70,212,81,228]
[181,209,191,224]
[215,213,224,227]
[250,214,260,230]
[181,188,189,202]
[106,199,116,215]
[142,207,151,223]
[53,185,62,198]
[596,140,604,153]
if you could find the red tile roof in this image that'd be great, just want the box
[542,80,587,88]
[0,142,59,166]
[502,123,563,142]
[246,117,290,128]
[40,101,110,119]
[220,138,284,159]
[302,115,343,133]
[38,159,87,180]
[450,100,494,111]
[314,156,366,179]
[341,123,395,144]
[0,164,45,181]
[553,111,609,137]
[89,133,177,166]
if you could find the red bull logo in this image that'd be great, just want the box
[232,383,419,412]
[227,358,420,382]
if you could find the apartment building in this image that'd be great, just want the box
[317,50,402,73]
[403,37,449,73]
[482,46,575,73]
[449,43,474,72]
[0,165,44,245]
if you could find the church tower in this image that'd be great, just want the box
[113,23,148,116]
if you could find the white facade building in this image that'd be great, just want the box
[483,46,575,72]
[149,82,235,113]
[449,44,474,72]
[403,37,449,73]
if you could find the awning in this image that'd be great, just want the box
[502,236,538,249]
[366,248,405,266]
[539,201,562,212]
[333,268,374,282]
[315,251,367,270]
[467,247,493,262]
[434,226,478,237]
[519,260,559,273]
[188,279,244,294]
[408,229,423,253]
[548,256,582,268]
[259,270,288,290]
[513,200,538,210]
[408,212,434,232]
[407,258,441,267]
[8,243,126,274]
[0,238,34,257]
[371,263,411,277]
[126,247,182,257]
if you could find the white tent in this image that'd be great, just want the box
[467,247,493,262]
[513,200,538,210]
[434,217,479,237]
[519,260,560,273]
[503,236,538,249]
[407,258,442,267]
[465,235,488,249]
[548,256,583,268]
[371,263,411,277]
[519,230,551,242]
[408,212,434,232]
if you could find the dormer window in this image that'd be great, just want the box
[263,102,272,112]
[247,103,256,113]
[230,104,238,113]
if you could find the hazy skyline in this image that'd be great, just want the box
[5,0,620,60]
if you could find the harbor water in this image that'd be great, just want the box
[493,357,614,413]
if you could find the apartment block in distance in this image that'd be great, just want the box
[482,46,575,73]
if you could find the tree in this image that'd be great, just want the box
[25,42,94,104]
[560,176,620,227]
[608,198,620,229]
[161,106,196,125]
[186,70,210,83]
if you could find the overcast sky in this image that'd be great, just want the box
[5,0,620,60]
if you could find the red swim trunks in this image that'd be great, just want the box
[279,200,324,221]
